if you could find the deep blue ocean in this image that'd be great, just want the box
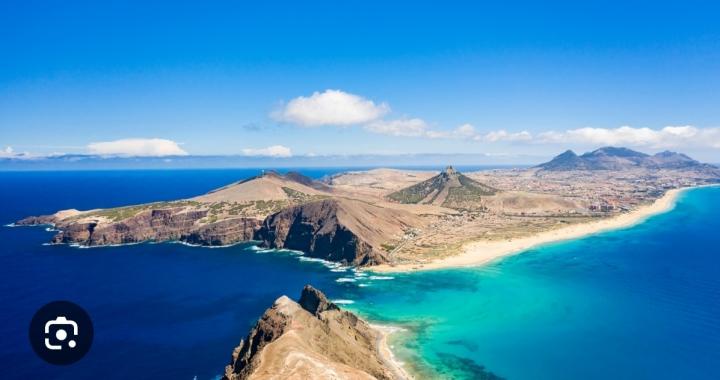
[1,170,719,379]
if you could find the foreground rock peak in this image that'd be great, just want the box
[299,284,339,315]
[223,285,403,380]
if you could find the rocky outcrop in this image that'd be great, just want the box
[181,218,260,246]
[223,285,402,380]
[255,199,422,266]
[19,207,261,246]
[15,214,59,226]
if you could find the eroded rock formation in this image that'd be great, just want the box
[223,285,402,380]
[255,198,421,266]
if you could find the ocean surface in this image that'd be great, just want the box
[1,170,719,379]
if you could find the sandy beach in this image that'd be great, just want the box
[371,324,414,380]
[373,187,690,273]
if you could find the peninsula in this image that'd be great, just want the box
[222,285,410,380]
[17,147,720,271]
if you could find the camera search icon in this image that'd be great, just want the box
[30,301,93,365]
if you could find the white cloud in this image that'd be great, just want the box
[454,124,477,137]
[537,125,720,148]
[87,138,188,157]
[362,120,534,143]
[242,145,292,157]
[0,146,14,157]
[273,89,389,126]
[364,118,430,137]
[477,129,533,142]
[270,89,720,151]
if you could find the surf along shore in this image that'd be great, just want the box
[373,187,693,273]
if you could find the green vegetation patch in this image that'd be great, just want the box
[442,175,497,209]
[381,242,397,252]
[82,200,201,222]
[387,175,446,204]
[282,187,313,202]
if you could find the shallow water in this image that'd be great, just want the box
[2,170,719,379]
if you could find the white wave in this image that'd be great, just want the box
[251,247,278,253]
[330,267,348,272]
[276,248,304,255]
[332,299,355,305]
[171,240,247,249]
[358,283,371,287]
[298,257,328,263]
[3,223,17,227]
[297,256,348,270]
[368,276,395,280]
[70,241,144,249]
[335,277,357,283]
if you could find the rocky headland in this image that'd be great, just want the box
[222,285,408,380]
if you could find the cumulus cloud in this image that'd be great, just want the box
[537,125,720,148]
[273,89,390,126]
[87,138,188,157]
[242,145,292,157]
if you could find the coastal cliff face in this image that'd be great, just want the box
[223,285,401,380]
[17,207,261,246]
[17,197,421,267]
[255,199,421,266]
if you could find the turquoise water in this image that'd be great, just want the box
[346,186,720,379]
[2,171,719,379]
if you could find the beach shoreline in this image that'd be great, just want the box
[373,186,696,273]
[371,324,415,380]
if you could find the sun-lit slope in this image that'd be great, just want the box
[325,168,436,198]
[257,197,426,265]
[195,171,329,203]
[483,191,587,215]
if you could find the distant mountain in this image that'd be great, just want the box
[387,166,497,208]
[537,147,716,171]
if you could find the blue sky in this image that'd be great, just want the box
[2,0,719,161]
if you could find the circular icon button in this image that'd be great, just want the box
[29,301,93,365]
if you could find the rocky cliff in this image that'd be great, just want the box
[17,195,422,266]
[255,198,422,266]
[223,285,404,380]
[17,206,261,246]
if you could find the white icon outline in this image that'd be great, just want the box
[44,316,78,351]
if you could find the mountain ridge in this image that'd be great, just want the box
[537,146,717,171]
